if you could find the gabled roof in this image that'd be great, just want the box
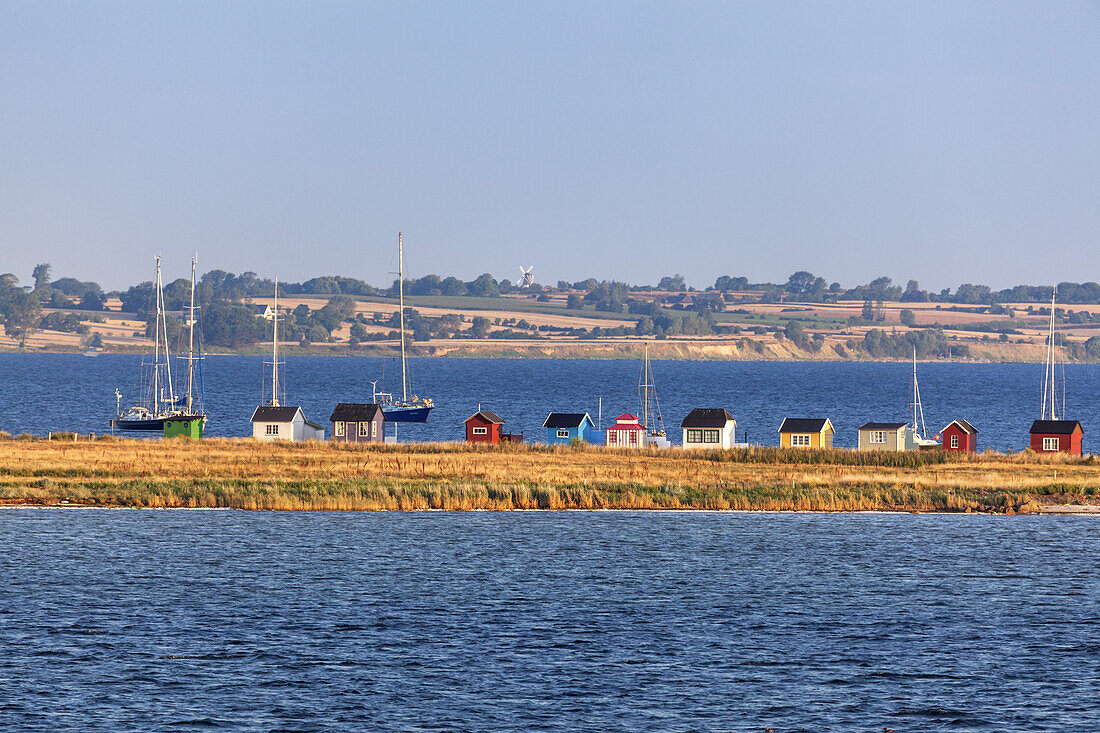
[680,408,734,428]
[1030,419,1082,435]
[542,412,593,429]
[250,405,304,423]
[614,413,639,421]
[330,403,384,422]
[778,418,832,433]
[943,419,978,434]
[304,419,324,430]
[607,421,645,431]
[859,422,908,431]
[465,410,504,425]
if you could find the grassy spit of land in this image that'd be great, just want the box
[1,437,1098,513]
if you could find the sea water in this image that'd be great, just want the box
[0,353,1096,451]
[1,509,1097,731]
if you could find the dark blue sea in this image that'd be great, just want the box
[1,510,1098,731]
[0,353,1096,451]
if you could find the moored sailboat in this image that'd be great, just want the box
[113,257,184,431]
[377,233,434,422]
[639,343,670,448]
[907,347,940,450]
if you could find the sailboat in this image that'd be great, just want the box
[169,255,207,436]
[907,347,940,450]
[377,232,433,422]
[639,343,670,448]
[114,257,185,431]
[248,277,324,441]
[1040,289,1067,423]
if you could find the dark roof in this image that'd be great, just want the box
[778,418,831,433]
[465,410,504,425]
[329,403,384,422]
[680,408,734,428]
[250,405,303,423]
[304,419,324,430]
[542,412,592,428]
[859,422,908,431]
[1030,420,1082,435]
[943,419,979,434]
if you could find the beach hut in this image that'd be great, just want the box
[330,403,386,444]
[857,422,910,451]
[1029,420,1083,455]
[250,406,325,442]
[606,413,646,448]
[680,408,737,449]
[542,413,596,445]
[778,418,834,449]
[464,410,523,444]
[942,420,978,453]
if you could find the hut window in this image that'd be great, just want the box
[358,422,370,437]
[334,421,345,436]
[950,434,959,449]
[687,429,702,443]
[557,429,569,438]
[790,434,810,447]
[473,426,487,435]
[1043,437,1060,451]
[870,431,886,444]
[704,430,720,443]
[266,424,279,436]
[372,421,378,438]
[628,431,638,446]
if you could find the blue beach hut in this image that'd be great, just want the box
[542,413,597,445]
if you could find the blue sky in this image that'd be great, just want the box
[2,1,1098,291]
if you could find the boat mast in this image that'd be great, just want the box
[152,257,160,413]
[272,276,280,407]
[912,346,927,438]
[158,258,175,410]
[186,255,196,414]
[398,232,408,403]
[1043,289,1057,420]
[642,343,651,431]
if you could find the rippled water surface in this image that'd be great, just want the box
[2,510,1098,731]
[1,354,1099,451]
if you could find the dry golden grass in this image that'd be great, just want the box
[0,437,1096,512]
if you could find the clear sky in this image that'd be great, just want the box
[2,1,1098,291]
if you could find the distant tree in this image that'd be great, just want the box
[1,289,42,346]
[572,278,598,291]
[900,308,916,327]
[87,332,104,349]
[566,294,584,310]
[783,319,809,349]
[293,304,310,321]
[901,280,928,302]
[470,316,491,338]
[32,263,51,291]
[713,275,749,292]
[785,271,827,301]
[657,274,686,291]
[327,295,357,321]
[466,274,500,298]
[78,290,106,311]
[861,300,875,321]
[440,277,467,296]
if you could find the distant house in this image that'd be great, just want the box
[667,293,695,310]
[464,410,523,444]
[606,413,646,448]
[1029,420,1083,455]
[857,422,910,451]
[246,303,278,320]
[251,405,325,442]
[330,403,386,443]
[942,420,978,453]
[680,408,736,449]
[542,413,596,445]
[778,418,834,449]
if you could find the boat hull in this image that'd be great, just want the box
[382,406,433,423]
[114,417,170,431]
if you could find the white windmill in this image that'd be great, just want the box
[516,266,534,288]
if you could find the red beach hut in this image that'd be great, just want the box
[1029,420,1083,456]
[941,420,979,453]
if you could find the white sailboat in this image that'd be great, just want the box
[639,343,670,448]
[1041,289,1065,422]
[907,347,940,449]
